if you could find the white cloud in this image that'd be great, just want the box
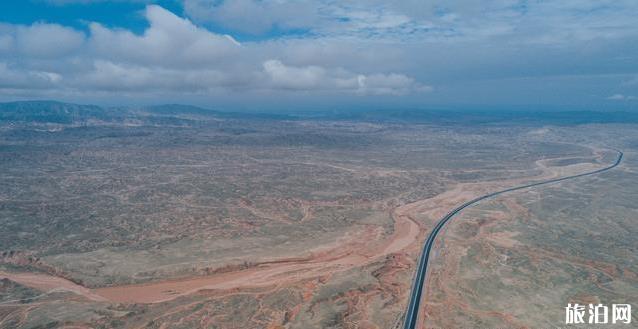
[0,63,62,89]
[88,5,240,67]
[262,60,334,90]
[261,59,428,95]
[0,34,12,53]
[74,60,236,92]
[183,0,638,44]
[0,5,426,98]
[184,0,321,35]
[357,73,432,95]
[1,23,85,58]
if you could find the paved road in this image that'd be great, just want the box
[402,150,624,329]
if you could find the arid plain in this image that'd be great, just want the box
[0,102,636,328]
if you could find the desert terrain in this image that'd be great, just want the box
[0,102,636,328]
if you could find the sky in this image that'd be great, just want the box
[0,0,637,111]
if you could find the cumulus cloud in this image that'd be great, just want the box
[261,60,428,95]
[0,5,427,98]
[75,60,235,92]
[0,63,62,90]
[0,23,85,58]
[87,5,240,67]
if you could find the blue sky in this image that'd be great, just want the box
[0,0,637,111]
[0,1,182,34]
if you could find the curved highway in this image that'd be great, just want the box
[402,149,624,329]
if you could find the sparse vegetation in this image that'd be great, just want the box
[1,102,635,328]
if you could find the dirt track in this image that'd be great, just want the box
[0,271,106,302]
[94,206,421,303]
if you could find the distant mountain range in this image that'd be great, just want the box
[0,101,293,126]
[0,101,118,124]
[1,100,637,126]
